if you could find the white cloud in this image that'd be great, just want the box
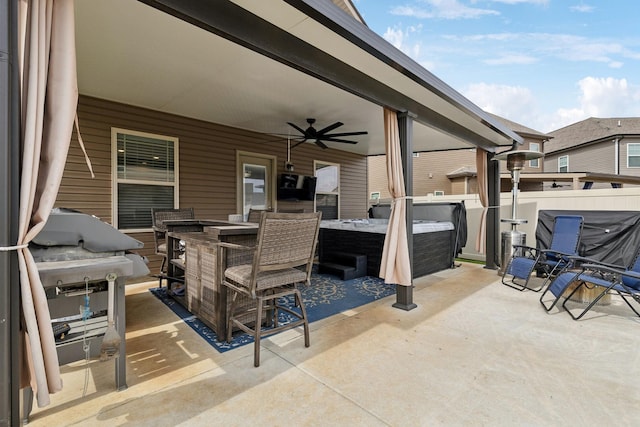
[382,25,423,60]
[443,32,639,69]
[462,82,540,124]
[484,54,538,65]
[570,4,595,13]
[460,78,640,133]
[391,0,499,20]
[576,77,640,117]
[487,0,548,4]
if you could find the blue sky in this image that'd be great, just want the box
[353,0,640,133]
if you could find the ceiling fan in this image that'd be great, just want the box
[287,118,368,149]
[549,180,570,188]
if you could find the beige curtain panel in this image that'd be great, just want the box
[475,148,488,254]
[18,0,78,407]
[379,108,412,286]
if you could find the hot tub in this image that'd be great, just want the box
[318,219,455,279]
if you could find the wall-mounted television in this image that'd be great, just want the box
[277,174,317,201]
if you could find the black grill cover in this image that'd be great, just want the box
[536,210,640,267]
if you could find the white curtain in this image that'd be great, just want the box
[475,148,488,254]
[379,108,411,286]
[18,0,78,407]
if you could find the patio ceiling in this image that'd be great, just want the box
[74,0,522,156]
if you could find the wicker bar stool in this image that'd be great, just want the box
[151,207,195,286]
[220,211,321,367]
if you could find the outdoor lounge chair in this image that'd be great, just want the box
[151,207,195,285]
[502,215,584,291]
[221,211,322,367]
[540,250,640,320]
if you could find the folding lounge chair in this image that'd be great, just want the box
[541,250,640,320]
[502,215,584,291]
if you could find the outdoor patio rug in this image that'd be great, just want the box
[149,269,394,353]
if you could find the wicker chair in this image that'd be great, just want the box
[246,208,272,223]
[151,207,195,285]
[221,211,322,367]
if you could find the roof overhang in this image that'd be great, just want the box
[75,0,522,156]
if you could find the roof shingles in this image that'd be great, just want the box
[546,117,640,154]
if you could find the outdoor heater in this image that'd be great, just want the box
[493,149,544,275]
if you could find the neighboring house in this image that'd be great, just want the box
[368,114,548,199]
[544,117,640,189]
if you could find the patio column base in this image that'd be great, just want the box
[393,285,417,311]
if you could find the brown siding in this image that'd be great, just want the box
[58,96,367,274]
[450,179,466,195]
[368,149,477,197]
[368,155,388,199]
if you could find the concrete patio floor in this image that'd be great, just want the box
[26,262,640,426]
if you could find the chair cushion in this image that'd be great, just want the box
[225,264,307,291]
[157,243,167,254]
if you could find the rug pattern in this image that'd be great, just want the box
[150,270,394,352]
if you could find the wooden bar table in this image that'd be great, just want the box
[166,222,258,339]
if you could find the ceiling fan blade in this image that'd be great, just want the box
[321,137,359,144]
[316,121,343,135]
[322,131,368,138]
[291,139,307,149]
[315,139,329,149]
[287,122,307,135]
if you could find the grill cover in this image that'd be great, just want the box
[31,207,143,253]
[536,210,640,267]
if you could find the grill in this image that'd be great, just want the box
[30,208,149,391]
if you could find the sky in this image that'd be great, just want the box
[353,0,640,133]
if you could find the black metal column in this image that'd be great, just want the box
[485,151,500,270]
[393,111,417,311]
[1,0,20,424]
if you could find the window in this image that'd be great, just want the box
[529,142,540,168]
[113,128,178,230]
[314,161,340,220]
[628,143,640,167]
[558,155,568,173]
[370,191,380,200]
[237,151,275,217]
[434,190,445,196]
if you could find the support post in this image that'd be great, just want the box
[1,0,21,424]
[485,151,500,270]
[393,111,417,311]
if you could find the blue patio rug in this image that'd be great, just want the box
[149,269,394,353]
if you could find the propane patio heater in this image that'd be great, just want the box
[493,149,544,275]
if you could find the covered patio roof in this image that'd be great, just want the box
[0,1,523,419]
[75,0,522,155]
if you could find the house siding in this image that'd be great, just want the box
[620,138,640,174]
[58,96,367,274]
[544,141,615,174]
[368,135,545,198]
[368,150,477,199]
[543,141,618,189]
